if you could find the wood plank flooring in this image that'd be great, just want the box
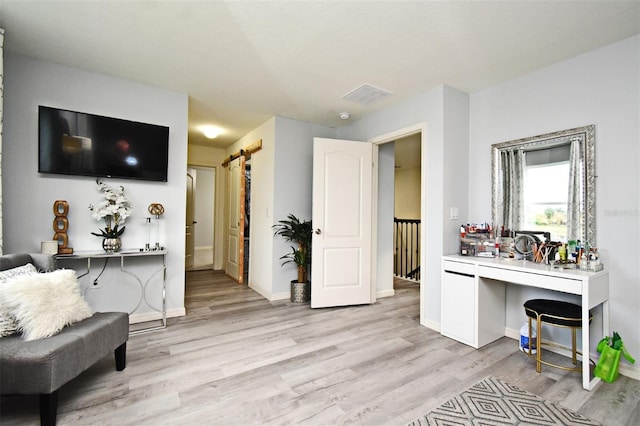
[2,270,639,425]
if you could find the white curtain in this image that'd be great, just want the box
[566,137,585,242]
[501,149,525,233]
[0,28,4,255]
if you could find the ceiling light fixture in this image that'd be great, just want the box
[201,126,220,139]
[339,112,350,120]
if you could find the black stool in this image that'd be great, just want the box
[523,299,591,373]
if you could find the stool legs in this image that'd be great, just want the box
[524,314,582,373]
[526,316,540,373]
[572,327,577,365]
[536,314,543,373]
[523,299,588,374]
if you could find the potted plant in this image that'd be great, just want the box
[88,180,133,252]
[273,214,312,302]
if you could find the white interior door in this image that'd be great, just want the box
[311,137,376,308]
[225,156,245,283]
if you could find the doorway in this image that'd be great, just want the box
[310,125,424,309]
[369,124,424,317]
[186,166,216,271]
[392,133,422,282]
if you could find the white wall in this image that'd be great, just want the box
[225,116,335,300]
[377,142,395,297]
[3,54,188,320]
[443,86,471,256]
[469,35,640,372]
[272,117,336,298]
[395,167,421,219]
[226,118,277,299]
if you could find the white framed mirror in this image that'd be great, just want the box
[491,125,596,246]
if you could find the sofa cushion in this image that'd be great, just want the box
[0,269,93,341]
[0,312,129,394]
[0,253,56,274]
[0,254,37,272]
[0,263,38,337]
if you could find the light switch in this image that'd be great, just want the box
[450,207,459,220]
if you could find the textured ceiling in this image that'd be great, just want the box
[1,1,639,149]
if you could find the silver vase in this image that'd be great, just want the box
[102,237,122,253]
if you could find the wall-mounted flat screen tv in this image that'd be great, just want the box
[38,106,169,182]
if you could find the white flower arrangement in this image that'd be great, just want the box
[88,181,133,238]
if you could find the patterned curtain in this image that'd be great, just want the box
[566,137,585,242]
[501,149,525,233]
[0,28,4,255]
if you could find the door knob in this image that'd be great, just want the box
[315,229,321,235]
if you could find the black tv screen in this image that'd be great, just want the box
[38,106,169,182]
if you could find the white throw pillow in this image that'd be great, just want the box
[0,263,38,283]
[0,263,38,337]
[0,269,93,341]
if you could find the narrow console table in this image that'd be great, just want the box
[57,249,167,335]
[441,254,609,391]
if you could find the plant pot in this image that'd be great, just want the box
[102,237,122,253]
[290,280,310,303]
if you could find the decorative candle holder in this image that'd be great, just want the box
[148,203,165,250]
[144,217,152,251]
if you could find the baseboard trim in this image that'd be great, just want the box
[377,289,395,299]
[270,292,290,301]
[250,285,393,302]
[247,282,289,302]
[421,318,440,332]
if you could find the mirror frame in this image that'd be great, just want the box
[491,125,596,245]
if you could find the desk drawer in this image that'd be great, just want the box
[443,260,476,276]
[478,265,582,294]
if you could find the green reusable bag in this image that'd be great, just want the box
[594,333,636,383]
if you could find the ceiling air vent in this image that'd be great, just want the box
[342,83,393,105]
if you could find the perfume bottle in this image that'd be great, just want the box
[144,217,152,251]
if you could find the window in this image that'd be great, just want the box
[523,161,570,241]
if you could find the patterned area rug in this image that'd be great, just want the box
[408,376,601,425]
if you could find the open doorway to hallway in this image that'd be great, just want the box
[186,166,216,271]
[369,124,423,304]
[393,133,422,284]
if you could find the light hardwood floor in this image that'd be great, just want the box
[187,247,214,271]
[2,270,639,425]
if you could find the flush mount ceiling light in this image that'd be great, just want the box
[342,83,393,105]
[201,125,221,139]
[339,112,350,120]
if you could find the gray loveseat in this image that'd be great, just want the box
[0,253,129,425]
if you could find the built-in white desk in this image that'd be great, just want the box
[441,254,609,391]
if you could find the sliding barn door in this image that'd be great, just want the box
[225,156,245,283]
